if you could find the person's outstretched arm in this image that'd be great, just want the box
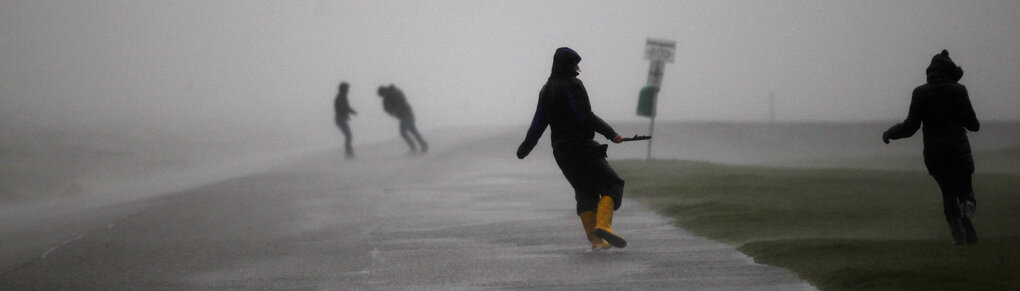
[347,100,357,115]
[517,98,548,159]
[587,113,623,143]
[883,90,922,144]
[568,81,620,141]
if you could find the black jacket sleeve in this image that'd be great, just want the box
[570,81,618,140]
[517,98,548,159]
[884,89,923,141]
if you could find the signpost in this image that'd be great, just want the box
[638,38,676,160]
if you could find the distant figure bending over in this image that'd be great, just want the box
[883,49,980,245]
[517,47,628,250]
[335,82,357,158]
[378,84,428,153]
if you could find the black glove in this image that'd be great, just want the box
[882,131,891,144]
[516,143,530,159]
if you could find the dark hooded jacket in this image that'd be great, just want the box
[517,47,617,159]
[884,50,980,176]
[379,85,413,119]
[335,84,356,121]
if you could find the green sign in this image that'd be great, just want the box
[636,86,659,118]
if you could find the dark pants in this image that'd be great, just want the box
[933,174,976,220]
[336,117,353,157]
[399,116,427,152]
[553,141,625,215]
[934,174,977,242]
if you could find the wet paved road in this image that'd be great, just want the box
[1,130,814,290]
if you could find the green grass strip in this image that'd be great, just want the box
[614,160,1020,291]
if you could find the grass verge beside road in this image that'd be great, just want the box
[614,160,1020,291]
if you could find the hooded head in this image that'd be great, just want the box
[339,82,349,92]
[377,85,387,97]
[550,47,581,78]
[926,49,963,83]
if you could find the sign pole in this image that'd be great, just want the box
[647,106,655,160]
[639,38,675,160]
[646,61,663,160]
[636,85,659,159]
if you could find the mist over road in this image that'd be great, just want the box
[1,128,812,290]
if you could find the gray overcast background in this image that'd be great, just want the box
[2,1,1018,146]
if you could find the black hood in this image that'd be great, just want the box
[550,47,581,79]
[926,49,963,83]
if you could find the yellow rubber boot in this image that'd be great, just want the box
[580,211,611,250]
[594,196,627,248]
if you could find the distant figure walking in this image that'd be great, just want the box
[335,82,357,158]
[517,47,628,250]
[883,49,980,245]
[377,84,428,153]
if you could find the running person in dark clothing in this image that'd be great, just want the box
[517,47,627,250]
[335,82,357,158]
[883,49,980,245]
[378,84,428,153]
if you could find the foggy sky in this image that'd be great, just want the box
[2,1,1019,145]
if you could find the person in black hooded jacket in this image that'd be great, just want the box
[883,49,980,245]
[517,47,628,250]
[378,84,428,154]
